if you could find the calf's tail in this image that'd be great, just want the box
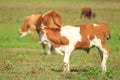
[107,33,111,40]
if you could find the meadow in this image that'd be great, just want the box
[0,0,120,80]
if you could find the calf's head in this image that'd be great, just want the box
[19,28,31,38]
[18,17,32,37]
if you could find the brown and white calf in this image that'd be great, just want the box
[18,10,62,54]
[39,23,110,72]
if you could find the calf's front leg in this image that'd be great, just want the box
[63,46,74,72]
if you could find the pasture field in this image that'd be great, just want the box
[0,0,120,80]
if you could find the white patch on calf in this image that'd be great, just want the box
[89,36,102,47]
[93,24,99,27]
[60,26,82,45]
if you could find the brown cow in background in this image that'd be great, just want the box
[80,7,96,19]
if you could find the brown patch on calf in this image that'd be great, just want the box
[43,28,69,47]
[74,24,94,51]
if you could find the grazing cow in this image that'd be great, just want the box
[19,10,62,54]
[39,23,110,72]
[80,7,96,19]
[36,10,62,54]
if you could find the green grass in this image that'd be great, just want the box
[0,0,120,80]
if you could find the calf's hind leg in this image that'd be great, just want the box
[97,45,110,72]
